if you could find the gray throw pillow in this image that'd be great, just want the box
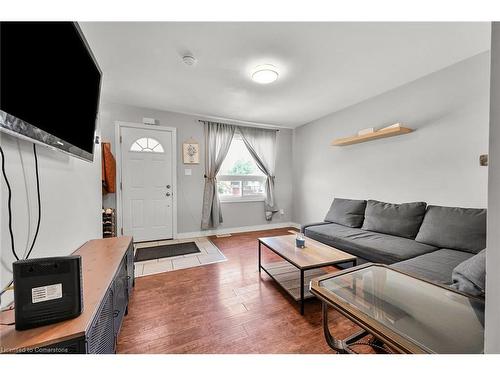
[324,198,367,228]
[361,200,427,239]
[450,249,485,297]
[415,205,486,253]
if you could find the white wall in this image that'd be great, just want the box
[486,23,500,354]
[0,129,102,308]
[99,101,294,235]
[292,52,490,225]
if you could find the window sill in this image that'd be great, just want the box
[220,197,266,204]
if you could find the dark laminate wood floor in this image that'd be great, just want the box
[117,228,375,354]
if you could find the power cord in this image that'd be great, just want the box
[0,144,19,261]
[0,143,42,306]
[0,280,13,301]
[0,143,17,307]
[17,139,33,259]
[25,143,41,259]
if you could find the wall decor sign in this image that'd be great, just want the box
[183,140,200,164]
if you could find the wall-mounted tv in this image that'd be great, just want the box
[0,22,102,162]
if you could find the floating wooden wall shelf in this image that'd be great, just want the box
[331,124,413,146]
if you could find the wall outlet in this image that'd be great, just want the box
[184,168,192,176]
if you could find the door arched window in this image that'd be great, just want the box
[130,137,164,153]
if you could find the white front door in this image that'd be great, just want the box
[120,126,174,242]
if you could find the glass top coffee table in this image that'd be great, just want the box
[258,235,357,315]
[310,264,485,354]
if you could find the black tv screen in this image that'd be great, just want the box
[0,22,102,161]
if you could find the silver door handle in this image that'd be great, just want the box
[166,192,171,197]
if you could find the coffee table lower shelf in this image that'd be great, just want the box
[261,261,328,301]
[258,236,357,315]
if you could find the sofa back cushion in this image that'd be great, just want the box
[415,205,486,253]
[361,200,427,239]
[451,249,486,297]
[324,198,366,228]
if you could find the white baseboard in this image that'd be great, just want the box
[176,221,301,239]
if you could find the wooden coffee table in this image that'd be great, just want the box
[258,234,357,314]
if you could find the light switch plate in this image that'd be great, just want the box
[184,169,192,176]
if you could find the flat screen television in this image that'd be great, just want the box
[0,22,102,162]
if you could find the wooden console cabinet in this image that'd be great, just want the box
[0,236,134,354]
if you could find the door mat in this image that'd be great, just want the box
[134,241,201,262]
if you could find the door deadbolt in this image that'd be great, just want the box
[166,185,171,189]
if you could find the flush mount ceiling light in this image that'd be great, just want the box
[251,64,279,84]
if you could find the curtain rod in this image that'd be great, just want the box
[197,119,280,131]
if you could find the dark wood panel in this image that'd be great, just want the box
[116,228,375,354]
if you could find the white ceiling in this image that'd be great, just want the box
[80,22,491,128]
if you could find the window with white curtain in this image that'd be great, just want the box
[217,133,266,202]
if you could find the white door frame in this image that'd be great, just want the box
[115,121,178,240]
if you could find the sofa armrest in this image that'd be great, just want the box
[301,221,331,233]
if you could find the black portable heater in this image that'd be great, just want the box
[13,256,83,330]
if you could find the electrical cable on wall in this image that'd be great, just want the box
[25,144,41,259]
[17,139,33,258]
[0,145,20,261]
[0,144,18,306]
[0,144,42,307]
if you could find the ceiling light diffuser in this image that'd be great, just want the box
[251,65,279,84]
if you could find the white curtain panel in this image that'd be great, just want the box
[200,121,236,229]
[239,126,279,220]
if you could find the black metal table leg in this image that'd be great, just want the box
[258,241,261,273]
[300,270,305,315]
[322,302,348,353]
[322,302,368,354]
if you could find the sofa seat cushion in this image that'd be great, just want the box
[392,249,473,285]
[415,205,486,253]
[361,200,427,239]
[324,198,367,228]
[304,223,437,264]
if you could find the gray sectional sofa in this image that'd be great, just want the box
[302,198,486,296]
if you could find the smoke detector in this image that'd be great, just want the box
[182,55,197,66]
